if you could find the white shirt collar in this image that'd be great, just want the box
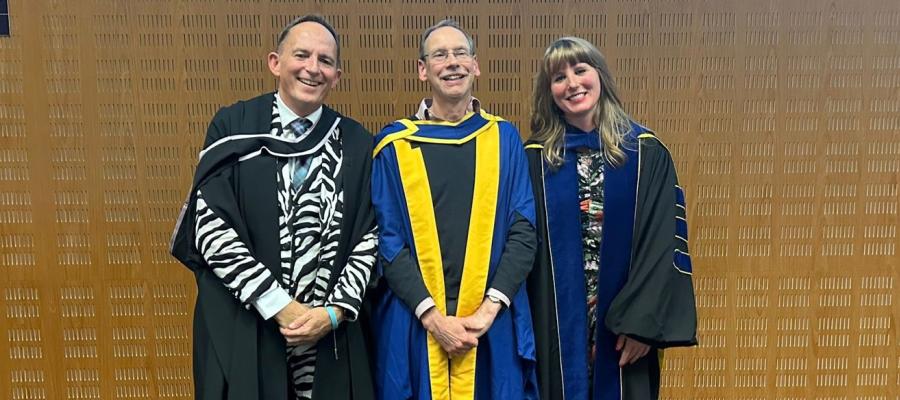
[414,97,481,121]
[275,92,323,129]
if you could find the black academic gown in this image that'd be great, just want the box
[171,93,376,400]
[525,124,697,400]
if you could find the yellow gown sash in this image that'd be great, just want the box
[393,121,500,400]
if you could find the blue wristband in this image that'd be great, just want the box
[325,306,339,330]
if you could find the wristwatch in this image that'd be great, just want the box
[486,294,503,304]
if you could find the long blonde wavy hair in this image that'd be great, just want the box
[530,37,632,168]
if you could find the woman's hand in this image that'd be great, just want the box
[616,335,650,367]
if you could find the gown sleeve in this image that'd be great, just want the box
[604,136,698,348]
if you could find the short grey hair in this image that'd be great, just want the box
[418,19,476,60]
[275,15,341,67]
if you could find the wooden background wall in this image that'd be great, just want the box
[1,0,898,398]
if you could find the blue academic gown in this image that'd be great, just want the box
[371,111,539,400]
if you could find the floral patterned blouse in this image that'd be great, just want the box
[576,147,605,368]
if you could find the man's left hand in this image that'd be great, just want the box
[280,306,343,345]
[461,299,502,338]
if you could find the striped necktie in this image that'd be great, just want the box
[288,118,313,190]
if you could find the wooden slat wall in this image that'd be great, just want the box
[1,0,898,398]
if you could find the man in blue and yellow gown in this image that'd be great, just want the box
[370,19,539,400]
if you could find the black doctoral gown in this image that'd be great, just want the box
[171,93,376,400]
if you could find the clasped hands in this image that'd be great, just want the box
[274,300,342,345]
[421,299,503,358]
[419,299,651,365]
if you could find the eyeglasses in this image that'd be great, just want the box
[424,48,473,63]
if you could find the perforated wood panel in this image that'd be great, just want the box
[1,0,898,398]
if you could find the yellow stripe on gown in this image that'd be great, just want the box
[393,122,500,400]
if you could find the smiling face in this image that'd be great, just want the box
[418,26,480,102]
[268,21,342,117]
[550,62,602,124]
